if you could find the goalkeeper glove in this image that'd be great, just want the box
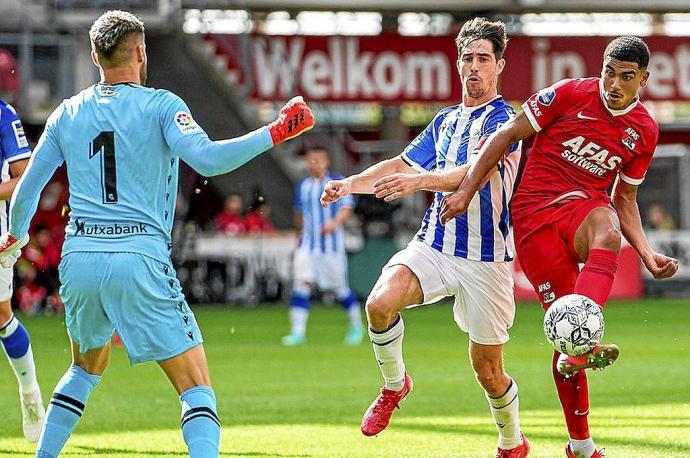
[0,234,29,268]
[268,96,315,145]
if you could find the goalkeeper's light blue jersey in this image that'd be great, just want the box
[29,83,208,262]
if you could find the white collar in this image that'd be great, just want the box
[461,95,501,113]
[598,78,639,117]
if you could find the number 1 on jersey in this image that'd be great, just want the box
[89,131,118,204]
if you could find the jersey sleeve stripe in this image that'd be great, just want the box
[521,103,542,133]
[619,171,645,186]
[400,153,429,173]
[6,151,32,163]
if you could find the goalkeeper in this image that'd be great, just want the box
[0,10,314,458]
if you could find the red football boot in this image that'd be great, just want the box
[558,344,620,377]
[565,443,605,457]
[360,373,413,436]
[496,433,530,457]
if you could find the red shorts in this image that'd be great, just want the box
[512,194,612,310]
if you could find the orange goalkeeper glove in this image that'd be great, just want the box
[268,96,315,145]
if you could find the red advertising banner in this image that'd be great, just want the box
[502,36,690,103]
[206,33,690,105]
[207,33,460,103]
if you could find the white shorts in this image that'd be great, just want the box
[0,265,12,302]
[293,249,349,292]
[383,241,515,345]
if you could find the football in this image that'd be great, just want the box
[543,294,605,356]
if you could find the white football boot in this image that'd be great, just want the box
[20,388,46,442]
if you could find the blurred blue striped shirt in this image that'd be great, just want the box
[295,173,354,255]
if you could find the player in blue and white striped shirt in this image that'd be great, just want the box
[283,147,363,346]
[0,98,45,442]
[321,18,529,456]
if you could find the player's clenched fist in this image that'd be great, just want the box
[268,96,315,145]
[641,251,679,279]
[0,234,29,268]
[440,190,471,224]
[321,179,351,207]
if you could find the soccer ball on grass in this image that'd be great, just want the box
[543,294,604,356]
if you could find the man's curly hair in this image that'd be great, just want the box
[455,17,508,60]
[89,10,144,64]
[604,36,650,69]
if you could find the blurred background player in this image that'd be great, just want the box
[321,18,529,457]
[443,36,678,458]
[283,146,363,346]
[0,10,313,458]
[0,96,45,442]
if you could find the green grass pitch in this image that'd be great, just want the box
[1,299,689,457]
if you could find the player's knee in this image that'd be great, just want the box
[472,361,504,394]
[0,301,12,323]
[74,359,108,377]
[365,294,396,328]
[592,226,622,253]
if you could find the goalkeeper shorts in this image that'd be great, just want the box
[59,251,203,364]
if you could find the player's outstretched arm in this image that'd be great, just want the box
[373,153,503,203]
[612,179,679,279]
[372,165,470,202]
[176,97,314,177]
[440,111,534,223]
[320,157,415,207]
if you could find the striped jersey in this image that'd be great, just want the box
[400,96,521,262]
[295,173,354,255]
[0,100,32,235]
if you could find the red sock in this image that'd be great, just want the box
[552,351,590,440]
[575,248,618,307]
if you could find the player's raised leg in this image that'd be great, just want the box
[159,344,219,458]
[515,224,597,456]
[557,206,623,379]
[0,298,45,442]
[470,342,529,457]
[36,340,108,458]
[573,206,621,307]
[360,264,422,436]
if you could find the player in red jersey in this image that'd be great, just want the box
[439,37,678,458]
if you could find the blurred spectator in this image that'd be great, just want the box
[245,195,276,234]
[15,224,63,314]
[645,203,675,231]
[15,264,46,316]
[26,225,61,272]
[214,193,246,235]
[32,177,68,242]
[0,49,20,102]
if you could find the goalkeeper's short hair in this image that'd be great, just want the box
[89,10,145,65]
